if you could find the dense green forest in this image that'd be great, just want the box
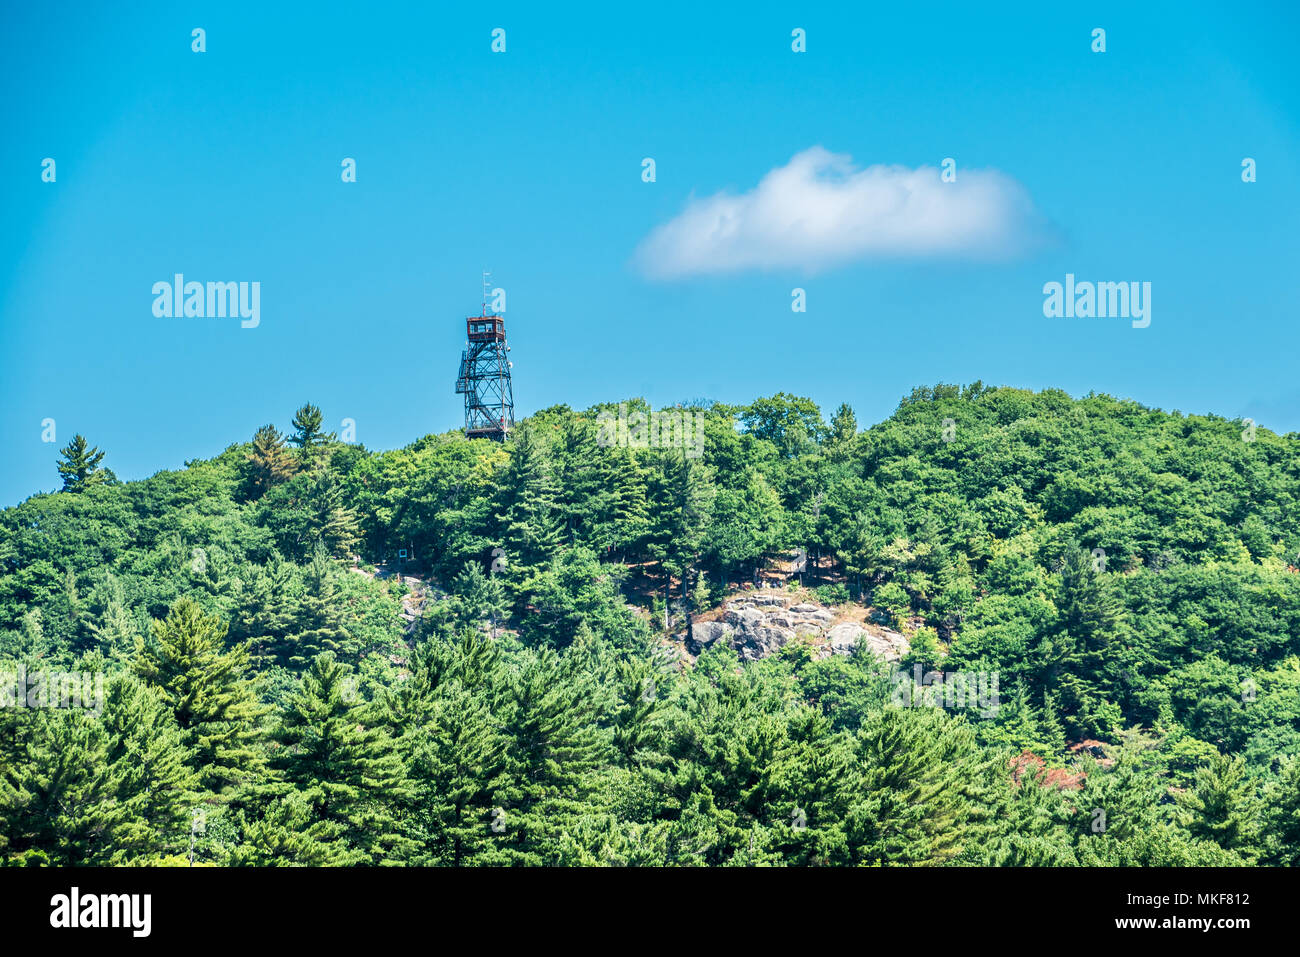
[2,384,1298,866]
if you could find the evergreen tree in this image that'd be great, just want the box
[0,676,194,864]
[604,449,652,561]
[289,547,351,665]
[404,682,508,865]
[645,447,714,634]
[229,552,298,667]
[99,675,198,862]
[977,764,1077,866]
[610,655,669,768]
[705,468,781,584]
[1039,547,1127,739]
[648,668,794,865]
[85,576,139,661]
[289,403,332,451]
[56,434,110,493]
[450,560,507,639]
[768,705,858,866]
[1175,752,1261,861]
[0,706,122,864]
[487,648,612,864]
[382,630,509,734]
[1262,755,1300,865]
[845,706,993,865]
[2,607,51,661]
[245,424,298,497]
[1071,744,1245,866]
[308,470,362,558]
[133,598,268,799]
[262,470,362,559]
[273,652,411,864]
[228,788,354,865]
[493,428,564,590]
[60,568,85,648]
[552,414,600,547]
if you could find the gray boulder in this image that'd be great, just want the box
[734,623,794,661]
[686,620,733,655]
[825,623,863,657]
[821,623,910,662]
[722,605,795,661]
[792,608,834,626]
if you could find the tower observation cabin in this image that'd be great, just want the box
[467,315,505,341]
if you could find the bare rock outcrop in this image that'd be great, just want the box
[818,622,910,661]
[681,593,909,664]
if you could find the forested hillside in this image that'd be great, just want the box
[2,384,1299,866]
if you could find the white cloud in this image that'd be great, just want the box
[635,146,1048,278]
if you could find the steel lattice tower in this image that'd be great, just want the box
[454,292,514,441]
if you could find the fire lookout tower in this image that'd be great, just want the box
[454,279,514,441]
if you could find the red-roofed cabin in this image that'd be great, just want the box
[467,315,504,341]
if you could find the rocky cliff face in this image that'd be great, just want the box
[681,592,910,664]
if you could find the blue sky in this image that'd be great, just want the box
[2,1,1298,505]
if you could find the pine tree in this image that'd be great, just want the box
[133,598,268,799]
[610,655,669,768]
[228,788,354,866]
[229,551,298,667]
[379,631,512,865]
[289,403,332,451]
[1072,743,1245,866]
[61,567,84,647]
[552,415,598,546]
[0,706,18,860]
[451,560,507,639]
[289,546,351,665]
[649,668,795,865]
[0,675,195,865]
[304,469,362,557]
[978,763,1077,866]
[1175,752,1261,860]
[768,705,859,866]
[691,571,712,619]
[85,576,140,661]
[99,675,198,862]
[845,706,993,865]
[1072,744,1165,847]
[645,447,714,633]
[245,424,298,497]
[1040,547,1127,740]
[1038,689,1068,755]
[382,630,508,735]
[1056,547,1126,649]
[487,648,612,864]
[273,653,411,864]
[493,428,563,588]
[608,450,651,560]
[0,706,122,864]
[705,468,781,584]
[56,434,111,493]
[3,608,50,661]
[404,682,508,865]
[1262,755,1300,865]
